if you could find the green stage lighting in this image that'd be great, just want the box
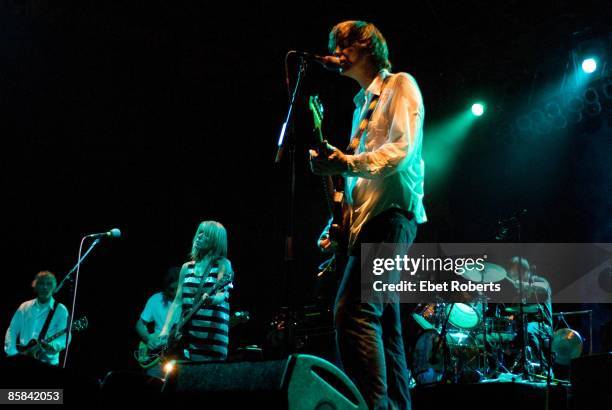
[471,103,485,117]
[581,58,597,74]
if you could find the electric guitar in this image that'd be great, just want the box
[16,316,88,359]
[308,95,349,273]
[134,278,246,369]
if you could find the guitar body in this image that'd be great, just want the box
[16,340,43,359]
[135,341,162,369]
[16,316,88,360]
[135,322,184,369]
[325,174,350,256]
[135,309,249,369]
[135,328,185,369]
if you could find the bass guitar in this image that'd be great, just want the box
[135,277,243,369]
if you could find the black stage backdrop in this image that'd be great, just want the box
[1,1,610,378]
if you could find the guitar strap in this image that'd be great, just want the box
[187,259,220,319]
[346,74,392,153]
[38,302,58,342]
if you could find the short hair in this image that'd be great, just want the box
[328,20,391,71]
[31,270,57,288]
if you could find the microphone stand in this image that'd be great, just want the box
[55,238,101,294]
[433,303,454,382]
[516,219,530,380]
[275,55,309,354]
[57,236,102,368]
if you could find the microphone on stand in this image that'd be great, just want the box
[290,51,342,72]
[86,228,121,239]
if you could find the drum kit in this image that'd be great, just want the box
[410,263,585,385]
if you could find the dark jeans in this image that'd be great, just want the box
[334,209,417,410]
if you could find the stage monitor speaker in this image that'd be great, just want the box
[170,354,366,409]
[570,352,612,410]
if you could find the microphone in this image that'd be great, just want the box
[291,51,341,72]
[86,228,121,239]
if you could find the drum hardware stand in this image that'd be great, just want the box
[477,270,492,378]
[544,323,554,410]
[475,296,516,379]
[433,303,454,382]
[497,209,531,380]
[516,251,530,379]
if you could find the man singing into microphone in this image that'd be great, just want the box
[311,20,426,409]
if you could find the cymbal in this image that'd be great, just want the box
[462,262,508,283]
[552,328,583,366]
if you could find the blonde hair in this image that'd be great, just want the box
[190,220,228,263]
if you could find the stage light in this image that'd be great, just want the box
[471,103,485,117]
[163,360,176,375]
[581,58,597,74]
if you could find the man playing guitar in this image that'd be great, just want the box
[135,266,180,375]
[310,20,426,410]
[4,271,70,366]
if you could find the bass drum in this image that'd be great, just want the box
[411,329,481,385]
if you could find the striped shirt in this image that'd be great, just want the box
[181,261,231,361]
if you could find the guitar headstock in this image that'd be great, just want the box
[308,95,324,130]
[72,316,89,333]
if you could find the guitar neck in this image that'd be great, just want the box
[176,280,229,333]
[313,126,339,215]
[309,95,344,224]
[41,328,68,345]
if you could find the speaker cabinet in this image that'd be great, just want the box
[170,354,366,409]
[570,353,612,410]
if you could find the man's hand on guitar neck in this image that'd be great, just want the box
[309,141,349,176]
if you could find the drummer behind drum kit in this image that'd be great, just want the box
[410,263,585,385]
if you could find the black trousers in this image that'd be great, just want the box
[334,208,416,410]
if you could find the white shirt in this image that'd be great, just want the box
[4,297,69,366]
[344,69,427,247]
[140,292,176,335]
